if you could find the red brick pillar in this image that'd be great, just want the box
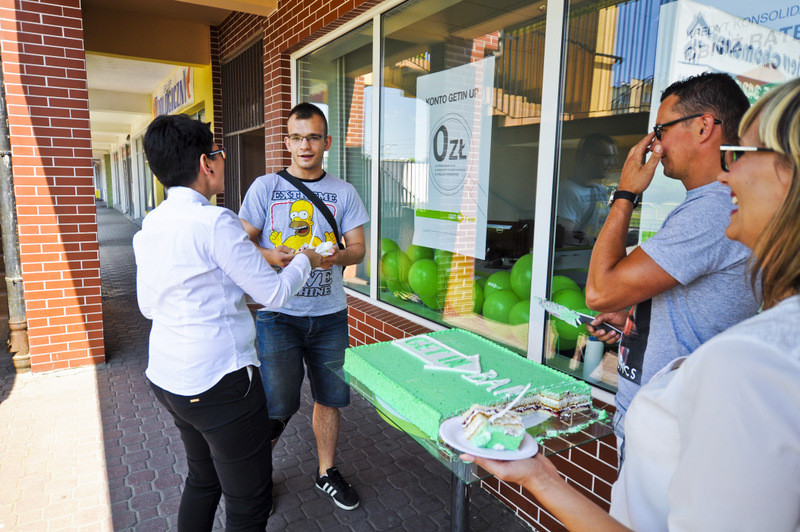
[0,0,104,371]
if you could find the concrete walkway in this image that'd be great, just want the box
[0,203,532,531]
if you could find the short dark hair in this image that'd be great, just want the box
[143,114,214,188]
[661,72,749,144]
[288,102,328,136]
[578,132,615,157]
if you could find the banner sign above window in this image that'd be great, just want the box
[413,57,494,260]
[153,67,194,117]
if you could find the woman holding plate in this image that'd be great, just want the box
[463,79,800,530]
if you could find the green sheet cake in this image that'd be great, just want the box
[343,329,591,440]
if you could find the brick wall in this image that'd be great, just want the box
[218,0,381,175]
[210,25,224,207]
[0,0,103,371]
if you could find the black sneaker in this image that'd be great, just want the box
[315,467,360,510]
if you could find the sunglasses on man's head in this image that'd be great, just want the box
[719,145,776,172]
[653,114,722,140]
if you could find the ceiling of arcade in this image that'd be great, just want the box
[83,0,276,154]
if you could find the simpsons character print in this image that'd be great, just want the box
[268,189,339,297]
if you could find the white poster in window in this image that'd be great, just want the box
[413,57,494,259]
[641,0,800,239]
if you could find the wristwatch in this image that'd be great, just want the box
[608,189,640,208]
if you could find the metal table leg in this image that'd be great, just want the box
[450,471,470,532]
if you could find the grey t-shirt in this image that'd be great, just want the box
[239,171,369,317]
[615,181,760,415]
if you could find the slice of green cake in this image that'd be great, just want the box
[461,404,524,451]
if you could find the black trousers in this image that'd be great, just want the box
[150,366,273,531]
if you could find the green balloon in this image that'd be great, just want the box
[510,253,533,300]
[406,244,434,263]
[419,291,444,310]
[554,318,580,350]
[551,289,587,351]
[476,276,487,290]
[366,258,387,289]
[509,299,530,325]
[381,237,399,258]
[485,271,512,299]
[553,288,586,312]
[408,259,438,297]
[381,249,412,283]
[472,281,484,314]
[551,275,580,295]
[483,290,520,323]
[387,279,413,299]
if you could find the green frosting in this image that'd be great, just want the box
[469,424,524,451]
[343,329,590,440]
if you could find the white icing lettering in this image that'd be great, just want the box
[438,355,473,368]
[462,370,497,383]
[404,338,427,347]
[418,344,450,354]
[485,378,511,392]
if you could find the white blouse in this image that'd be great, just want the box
[133,187,310,395]
[610,295,800,531]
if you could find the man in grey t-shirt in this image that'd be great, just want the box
[239,103,369,511]
[585,73,761,459]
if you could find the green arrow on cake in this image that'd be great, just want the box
[392,335,482,374]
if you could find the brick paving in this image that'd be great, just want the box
[0,202,533,531]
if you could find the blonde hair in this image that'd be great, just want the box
[739,79,800,308]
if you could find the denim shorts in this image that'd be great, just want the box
[255,309,350,419]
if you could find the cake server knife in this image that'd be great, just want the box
[533,296,621,335]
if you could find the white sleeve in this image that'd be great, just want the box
[668,336,800,530]
[210,210,311,308]
[132,233,153,320]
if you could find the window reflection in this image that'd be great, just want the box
[378,0,548,353]
[297,23,374,295]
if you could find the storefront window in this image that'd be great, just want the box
[378,0,546,353]
[297,22,374,295]
[548,0,800,391]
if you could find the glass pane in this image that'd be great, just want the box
[297,22,374,295]
[549,0,800,391]
[379,0,546,353]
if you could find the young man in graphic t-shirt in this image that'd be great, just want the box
[239,103,369,511]
[584,73,761,463]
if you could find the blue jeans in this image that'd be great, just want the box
[150,366,272,531]
[256,309,350,419]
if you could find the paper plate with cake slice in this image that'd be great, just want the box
[439,405,539,461]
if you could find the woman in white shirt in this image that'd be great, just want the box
[134,114,322,531]
[463,79,800,531]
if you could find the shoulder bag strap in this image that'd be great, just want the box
[277,169,344,249]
